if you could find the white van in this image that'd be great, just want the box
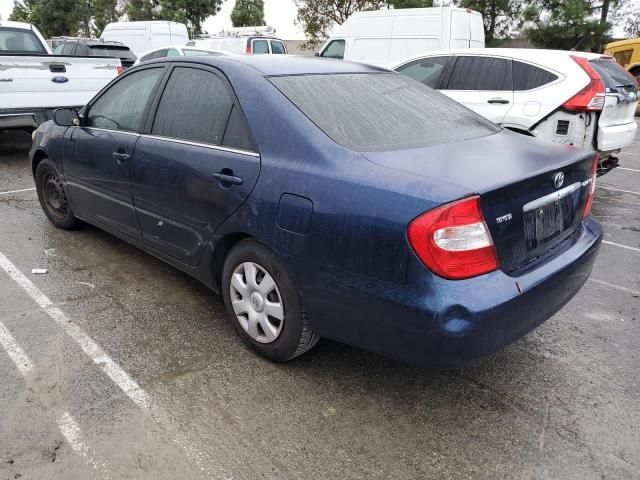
[318,7,484,69]
[187,26,287,55]
[100,21,189,55]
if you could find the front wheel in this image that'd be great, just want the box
[35,158,80,230]
[221,239,319,362]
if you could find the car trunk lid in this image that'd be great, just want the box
[362,130,596,276]
[591,57,638,128]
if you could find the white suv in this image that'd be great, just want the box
[394,49,638,165]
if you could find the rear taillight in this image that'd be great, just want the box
[583,154,598,218]
[117,66,123,75]
[408,196,499,280]
[563,56,606,112]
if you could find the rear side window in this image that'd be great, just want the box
[87,68,163,132]
[395,56,451,89]
[447,56,512,91]
[252,40,269,54]
[271,73,499,152]
[590,58,638,92]
[320,39,345,59]
[152,67,234,146]
[62,43,77,55]
[512,61,558,91]
[52,43,64,54]
[183,49,221,56]
[270,40,286,54]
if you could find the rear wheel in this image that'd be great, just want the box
[35,159,80,230]
[221,239,319,362]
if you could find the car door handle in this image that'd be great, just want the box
[112,152,130,164]
[213,171,243,187]
[488,98,510,104]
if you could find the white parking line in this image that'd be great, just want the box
[57,412,109,478]
[0,315,104,476]
[0,251,218,477]
[0,187,36,196]
[617,167,640,173]
[624,152,640,156]
[598,184,640,196]
[0,320,34,375]
[590,278,640,297]
[602,240,640,253]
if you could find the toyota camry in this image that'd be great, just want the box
[30,55,602,367]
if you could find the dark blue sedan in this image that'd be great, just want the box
[30,55,602,367]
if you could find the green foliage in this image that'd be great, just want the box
[387,0,433,7]
[462,0,523,45]
[10,0,220,38]
[231,0,266,27]
[523,0,610,51]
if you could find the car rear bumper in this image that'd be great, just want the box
[597,120,637,152]
[287,217,602,368]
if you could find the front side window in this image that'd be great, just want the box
[252,40,269,54]
[271,73,499,152]
[0,27,47,53]
[167,48,180,57]
[270,40,286,54]
[183,49,221,56]
[320,40,345,59]
[447,56,512,91]
[395,56,451,89]
[62,43,77,55]
[512,61,558,91]
[87,68,163,132]
[52,43,65,54]
[141,49,168,62]
[151,67,234,145]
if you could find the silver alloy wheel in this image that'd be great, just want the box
[230,261,285,344]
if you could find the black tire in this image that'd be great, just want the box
[35,158,80,230]
[221,239,319,362]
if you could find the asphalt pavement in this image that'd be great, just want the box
[0,125,638,480]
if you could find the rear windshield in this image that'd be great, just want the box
[90,45,136,60]
[270,73,499,152]
[0,27,46,54]
[590,58,637,93]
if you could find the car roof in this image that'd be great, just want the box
[393,48,611,70]
[170,54,388,76]
[606,38,640,49]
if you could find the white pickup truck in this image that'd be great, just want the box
[0,21,122,131]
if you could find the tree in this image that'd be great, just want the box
[10,0,87,37]
[522,0,610,51]
[462,0,523,45]
[295,0,384,48]
[387,0,433,6]
[231,0,265,27]
[125,0,159,21]
[93,0,121,36]
[157,0,222,36]
[612,0,640,37]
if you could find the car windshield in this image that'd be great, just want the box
[0,27,46,54]
[270,73,499,152]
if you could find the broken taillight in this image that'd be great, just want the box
[563,56,606,112]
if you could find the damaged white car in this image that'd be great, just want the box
[394,48,638,171]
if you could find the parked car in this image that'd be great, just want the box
[187,27,287,55]
[605,38,640,115]
[30,56,602,367]
[52,39,137,69]
[135,45,224,64]
[0,21,122,132]
[318,7,484,68]
[394,49,638,167]
[100,21,189,56]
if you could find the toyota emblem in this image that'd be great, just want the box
[553,172,564,189]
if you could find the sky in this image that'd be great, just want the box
[0,0,305,39]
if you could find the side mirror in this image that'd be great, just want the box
[53,108,81,127]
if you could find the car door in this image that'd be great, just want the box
[63,66,165,239]
[441,55,514,124]
[131,64,260,267]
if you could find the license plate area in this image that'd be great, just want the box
[522,183,581,249]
